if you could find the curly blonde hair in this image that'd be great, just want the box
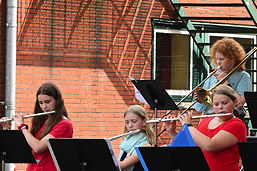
[210,38,246,71]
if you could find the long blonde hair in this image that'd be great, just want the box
[123,105,156,146]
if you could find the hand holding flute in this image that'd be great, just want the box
[164,112,194,139]
[164,112,233,139]
[0,117,12,130]
[1,83,73,171]
[0,111,55,130]
[0,111,56,123]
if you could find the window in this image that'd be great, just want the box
[152,20,257,102]
[154,31,190,90]
[153,29,194,100]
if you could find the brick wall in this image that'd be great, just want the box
[13,0,175,142]
[3,0,175,170]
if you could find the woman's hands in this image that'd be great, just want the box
[0,113,26,130]
[177,112,192,125]
[12,113,25,127]
[214,68,226,82]
[0,117,12,130]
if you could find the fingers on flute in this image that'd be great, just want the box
[13,113,23,118]
[17,113,24,117]
[2,117,8,121]
[178,114,187,122]
[164,115,171,121]
[187,111,192,117]
[165,115,176,124]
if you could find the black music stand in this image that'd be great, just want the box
[46,138,120,171]
[0,130,36,171]
[131,80,179,110]
[244,92,257,135]
[131,80,179,143]
[135,146,210,171]
[238,142,257,171]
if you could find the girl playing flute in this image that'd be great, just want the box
[118,105,155,171]
[166,85,247,171]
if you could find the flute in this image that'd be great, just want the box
[0,111,56,123]
[109,129,141,141]
[146,113,233,124]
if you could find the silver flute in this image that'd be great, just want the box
[0,111,55,123]
[109,129,141,141]
[146,113,233,123]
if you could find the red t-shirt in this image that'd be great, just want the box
[197,117,246,171]
[26,119,73,171]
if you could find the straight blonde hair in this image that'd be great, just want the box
[124,105,156,146]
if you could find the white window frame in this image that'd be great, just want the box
[153,28,194,96]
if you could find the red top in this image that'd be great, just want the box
[26,119,73,171]
[197,117,246,171]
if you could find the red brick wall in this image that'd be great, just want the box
[13,0,175,170]
[14,0,175,141]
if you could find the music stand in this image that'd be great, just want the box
[131,80,179,110]
[135,146,210,171]
[46,138,120,171]
[0,130,36,171]
[244,92,257,135]
[238,142,257,171]
[131,80,179,144]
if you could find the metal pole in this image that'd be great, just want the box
[5,0,17,118]
[5,0,18,170]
